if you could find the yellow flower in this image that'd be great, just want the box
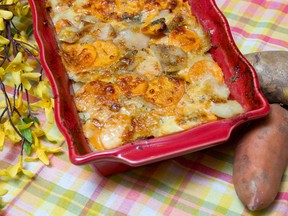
[34,79,53,99]
[0,67,6,80]
[0,9,13,31]
[5,52,32,72]
[6,156,33,178]
[32,96,53,109]
[31,98,54,124]
[16,121,33,130]
[13,31,38,56]
[0,186,8,210]
[0,35,10,53]
[4,120,21,143]
[0,129,4,151]
[0,35,10,44]
[10,0,30,17]
[0,188,7,196]
[4,52,40,90]
[19,3,31,17]
[26,97,64,143]
[0,96,7,109]
[32,122,45,137]
[0,10,13,20]
[0,169,8,177]
[15,91,29,116]
[32,133,62,165]
[23,157,38,162]
[2,0,17,5]
[20,72,41,90]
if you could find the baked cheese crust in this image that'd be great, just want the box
[47,0,244,150]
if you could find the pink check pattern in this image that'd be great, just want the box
[1,0,288,215]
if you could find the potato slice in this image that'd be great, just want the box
[83,119,104,151]
[150,44,187,72]
[58,26,80,44]
[115,0,143,15]
[168,26,201,52]
[167,14,184,31]
[79,23,116,43]
[131,114,159,139]
[74,1,116,22]
[143,0,178,11]
[84,114,133,150]
[55,18,72,33]
[116,73,148,98]
[133,49,162,80]
[74,80,119,112]
[93,40,119,67]
[141,18,167,36]
[61,43,97,73]
[143,0,166,11]
[62,41,119,73]
[210,100,244,119]
[188,60,224,83]
[75,0,142,22]
[144,76,185,107]
[100,114,132,150]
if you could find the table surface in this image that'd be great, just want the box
[1,0,288,215]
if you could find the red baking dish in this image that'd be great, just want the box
[29,0,269,176]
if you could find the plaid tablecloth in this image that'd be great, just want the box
[1,0,288,215]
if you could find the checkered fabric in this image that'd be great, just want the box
[1,0,288,215]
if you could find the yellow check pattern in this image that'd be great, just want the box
[1,0,288,215]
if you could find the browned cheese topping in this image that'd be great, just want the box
[47,0,244,150]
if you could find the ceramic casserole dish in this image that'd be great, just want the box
[28,0,270,176]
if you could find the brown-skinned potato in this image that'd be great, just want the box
[245,51,288,105]
[233,104,288,211]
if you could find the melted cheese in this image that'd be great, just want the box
[47,0,244,151]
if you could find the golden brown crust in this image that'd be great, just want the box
[74,80,119,112]
[144,76,185,107]
[47,0,244,150]
[168,26,201,52]
[188,60,224,83]
[116,73,148,98]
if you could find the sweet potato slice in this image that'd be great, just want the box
[168,26,201,52]
[55,18,72,33]
[188,60,224,83]
[116,73,148,98]
[74,80,119,112]
[84,114,133,150]
[93,40,119,67]
[144,76,185,107]
[61,43,97,73]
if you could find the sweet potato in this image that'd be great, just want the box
[245,51,288,105]
[233,104,288,211]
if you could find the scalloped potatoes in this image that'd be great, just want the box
[47,0,244,151]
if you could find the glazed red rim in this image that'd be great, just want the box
[28,0,270,167]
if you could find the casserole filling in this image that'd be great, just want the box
[46,0,244,150]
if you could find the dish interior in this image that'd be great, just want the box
[29,0,270,167]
